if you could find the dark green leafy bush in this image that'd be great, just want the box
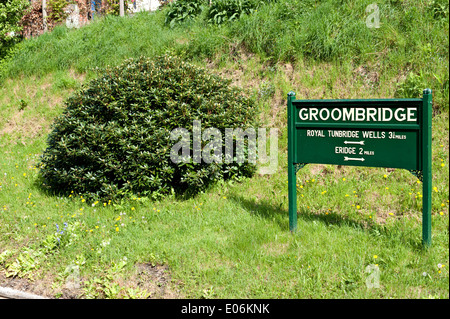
[39,55,257,200]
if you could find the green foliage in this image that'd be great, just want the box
[206,0,270,25]
[52,70,80,90]
[48,0,71,23]
[164,0,207,27]
[4,249,42,279]
[395,72,426,98]
[433,72,449,111]
[39,55,257,200]
[164,0,274,26]
[394,70,449,111]
[81,257,150,299]
[0,0,30,59]
[430,0,449,22]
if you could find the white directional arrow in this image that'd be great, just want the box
[344,140,365,145]
[344,157,365,162]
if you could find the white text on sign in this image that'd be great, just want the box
[299,107,417,122]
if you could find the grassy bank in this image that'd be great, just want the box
[2,0,448,108]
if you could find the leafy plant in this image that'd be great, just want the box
[0,250,14,265]
[164,0,273,27]
[39,54,257,201]
[48,0,71,23]
[4,249,42,280]
[258,80,275,100]
[81,257,138,299]
[164,0,207,28]
[206,0,266,25]
[433,72,449,111]
[394,72,426,98]
[18,98,28,111]
[430,0,449,22]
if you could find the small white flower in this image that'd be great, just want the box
[422,272,428,277]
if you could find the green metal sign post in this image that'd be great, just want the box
[287,89,432,247]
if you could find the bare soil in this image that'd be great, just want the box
[0,262,183,299]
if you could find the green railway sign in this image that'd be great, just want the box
[287,89,433,247]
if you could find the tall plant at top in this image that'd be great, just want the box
[164,0,275,27]
[164,0,207,27]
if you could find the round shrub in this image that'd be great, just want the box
[39,55,257,200]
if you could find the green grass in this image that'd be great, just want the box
[0,136,448,298]
[0,69,448,299]
[0,0,448,299]
[2,0,448,109]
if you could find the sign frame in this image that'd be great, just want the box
[287,89,432,247]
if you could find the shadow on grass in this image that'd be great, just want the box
[31,172,204,203]
[228,193,423,250]
[228,192,375,229]
[227,193,289,229]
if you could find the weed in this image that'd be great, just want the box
[395,72,426,98]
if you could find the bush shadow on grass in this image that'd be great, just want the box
[32,170,225,204]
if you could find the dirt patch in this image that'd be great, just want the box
[0,262,182,299]
[353,65,380,89]
[0,272,52,299]
[308,164,328,176]
[129,263,183,299]
[0,110,47,143]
